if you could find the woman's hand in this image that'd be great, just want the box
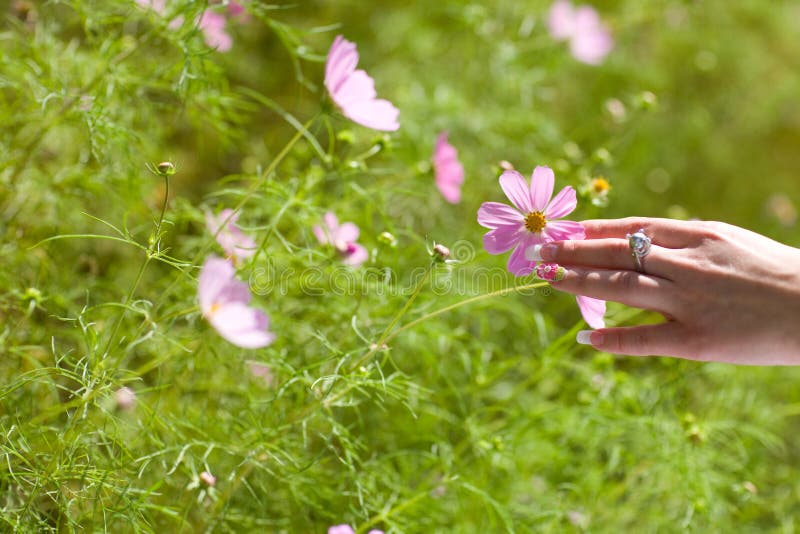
[536,217,800,365]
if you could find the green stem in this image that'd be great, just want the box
[383,281,550,344]
[101,171,170,361]
[348,264,433,372]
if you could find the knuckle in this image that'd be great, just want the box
[559,239,577,258]
[612,270,638,291]
[694,221,729,244]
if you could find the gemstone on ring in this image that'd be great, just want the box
[627,228,652,257]
[626,228,651,273]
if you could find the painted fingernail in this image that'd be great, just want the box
[576,330,604,347]
[525,244,556,262]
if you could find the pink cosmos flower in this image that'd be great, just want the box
[325,35,400,132]
[205,208,257,263]
[328,526,383,534]
[433,132,464,204]
[477,166,585,276]
[198,256,275,348]
[198,10,232,52]
[227,1,250,21]
[314,212,368,267]
[534,263,606,328]
[547,0,614,65]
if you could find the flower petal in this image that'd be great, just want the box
[544,185,578,219]
[342,243,368,267]
[507,234,544,276]
[548,0,576,40]
[477,202,523,229]
[323,212,339,232]
[437,178,462,204]
[198,256,235,313]
[313,224,329,245]
[325,36,359,95]
[209,304,275,348]
[483,224,524,254]
[434,132,464,204]
[335,222,360,243]
[332,69,376,107]
[340,96,400,132]
[499,170,533,213]
[530,166,555,212]
[542,220,586,241]
[576,295,606,328]
[199,11,232,52]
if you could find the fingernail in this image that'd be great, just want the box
[525,244,556,262]
[576,330,604,347]
[576,330,593,345]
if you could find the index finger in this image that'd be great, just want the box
[580,217,701,249]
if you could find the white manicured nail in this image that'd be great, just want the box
[576,330,594,345]
[525,244,543,261]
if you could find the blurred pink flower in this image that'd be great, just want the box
[314,212,368,267]
[205,208,257,263]
[535,263,606,328]
[247,361,274,386]
[325,35,400,132]
[227,1,250,21]
[328,526,383,534]
[198,10,232,52]
[547,0,613,65]
[433,132,464,204]
[198,256,275,348]
[477,166,584,276]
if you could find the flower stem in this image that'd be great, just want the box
[348,264,433,372]
[101,171,171,362]
[383,281,550,344]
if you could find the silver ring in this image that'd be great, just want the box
[626,228,651,273]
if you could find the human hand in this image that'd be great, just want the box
[530,217,800,365]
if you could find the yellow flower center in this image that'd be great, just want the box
[524,211,546,233]
[209,302,221,315]
[592,177,611,194]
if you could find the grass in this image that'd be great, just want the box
[1,0,800,532]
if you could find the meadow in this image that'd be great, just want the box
[1,1,800,532]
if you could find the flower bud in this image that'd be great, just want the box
[114,387,137,411]
[156,161,176,176]
[377,231,397,247]
[199,471,217,487]
[432,243,450,263]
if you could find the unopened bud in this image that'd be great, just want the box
[378,231,397,247]
[199,471,216,487]
[432,243,450,263]
[637,91,658,110]
[156,161,176,176]
[114,387,137,411]
[499,160,514,171]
